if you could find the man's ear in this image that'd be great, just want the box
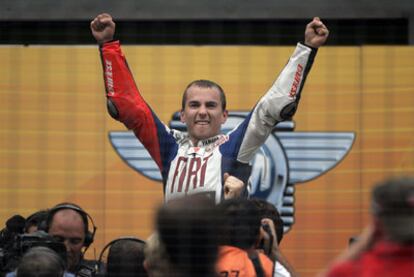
[180,110,186,123]
[221,110,229,124]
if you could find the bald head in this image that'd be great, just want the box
[48,209,86,273]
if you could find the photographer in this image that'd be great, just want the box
[0,229,68,277]
[251,198,297,277]
[216,198,291,277]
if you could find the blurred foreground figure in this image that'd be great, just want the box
[322,176,414,277]
[156,195,220,277]
[143,232,171,277]
[15,247,67,277]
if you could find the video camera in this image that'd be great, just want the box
[0,213,99,277]
[0,230,67,274]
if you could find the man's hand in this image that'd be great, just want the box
[336,224,379,262]
[223,173,245,199]
[304,17,329,48]
[317,224,380,277]
[90,13,116,44]
[259,218,278,256]
[259,218,299,277]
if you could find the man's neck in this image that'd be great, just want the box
[190,138,199,146]
[190,134,223,147]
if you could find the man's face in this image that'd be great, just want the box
[180,85,228,144]
[48,209,85,272]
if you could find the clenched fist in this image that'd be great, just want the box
[90,13,116,44]
[223,173,245,199]
[304,17,329,48]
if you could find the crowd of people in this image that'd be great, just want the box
[2,11,413,277]
[0,196,293,277]
[1,176,412,277]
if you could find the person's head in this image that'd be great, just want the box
[180,80,228,144]
[250,198,285,244]
[371,176,414,243]
[218,198,261,250]
[16,246,65,277]
[24,210,49,234]
[156,194,220,277]
[106,238,147,277]
[46,203,94,273]
[143,232,172,277]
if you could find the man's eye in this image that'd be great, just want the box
[206,103,217,108]
[69,238,82,245]
[53,236,64,243]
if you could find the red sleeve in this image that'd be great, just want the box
[324,261,356,277]
[99,41,165,169]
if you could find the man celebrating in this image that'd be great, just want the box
[91,14,328,203]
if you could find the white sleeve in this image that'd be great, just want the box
[236,43,316,163]
[274,261,291,277]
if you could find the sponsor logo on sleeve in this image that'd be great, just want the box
[105,60,114,96]
[289,64,303,97]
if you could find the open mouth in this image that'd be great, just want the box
[195,120,209,125]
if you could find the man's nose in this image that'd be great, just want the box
[63,240,71,251]
[198,105,207,115]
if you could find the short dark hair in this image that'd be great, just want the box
[106,239,147,277]
[250,198,285,244]
[371,176,414,243]
[157,195,220,277]
[218,198,261,250]
[181,80,227,111]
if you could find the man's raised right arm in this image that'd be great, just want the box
[91,13,149,125]
[91,13,175,170]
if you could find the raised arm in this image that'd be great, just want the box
[227,17,329,163]
[91,13,177,173]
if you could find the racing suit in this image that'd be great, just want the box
[99,41,316,203]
